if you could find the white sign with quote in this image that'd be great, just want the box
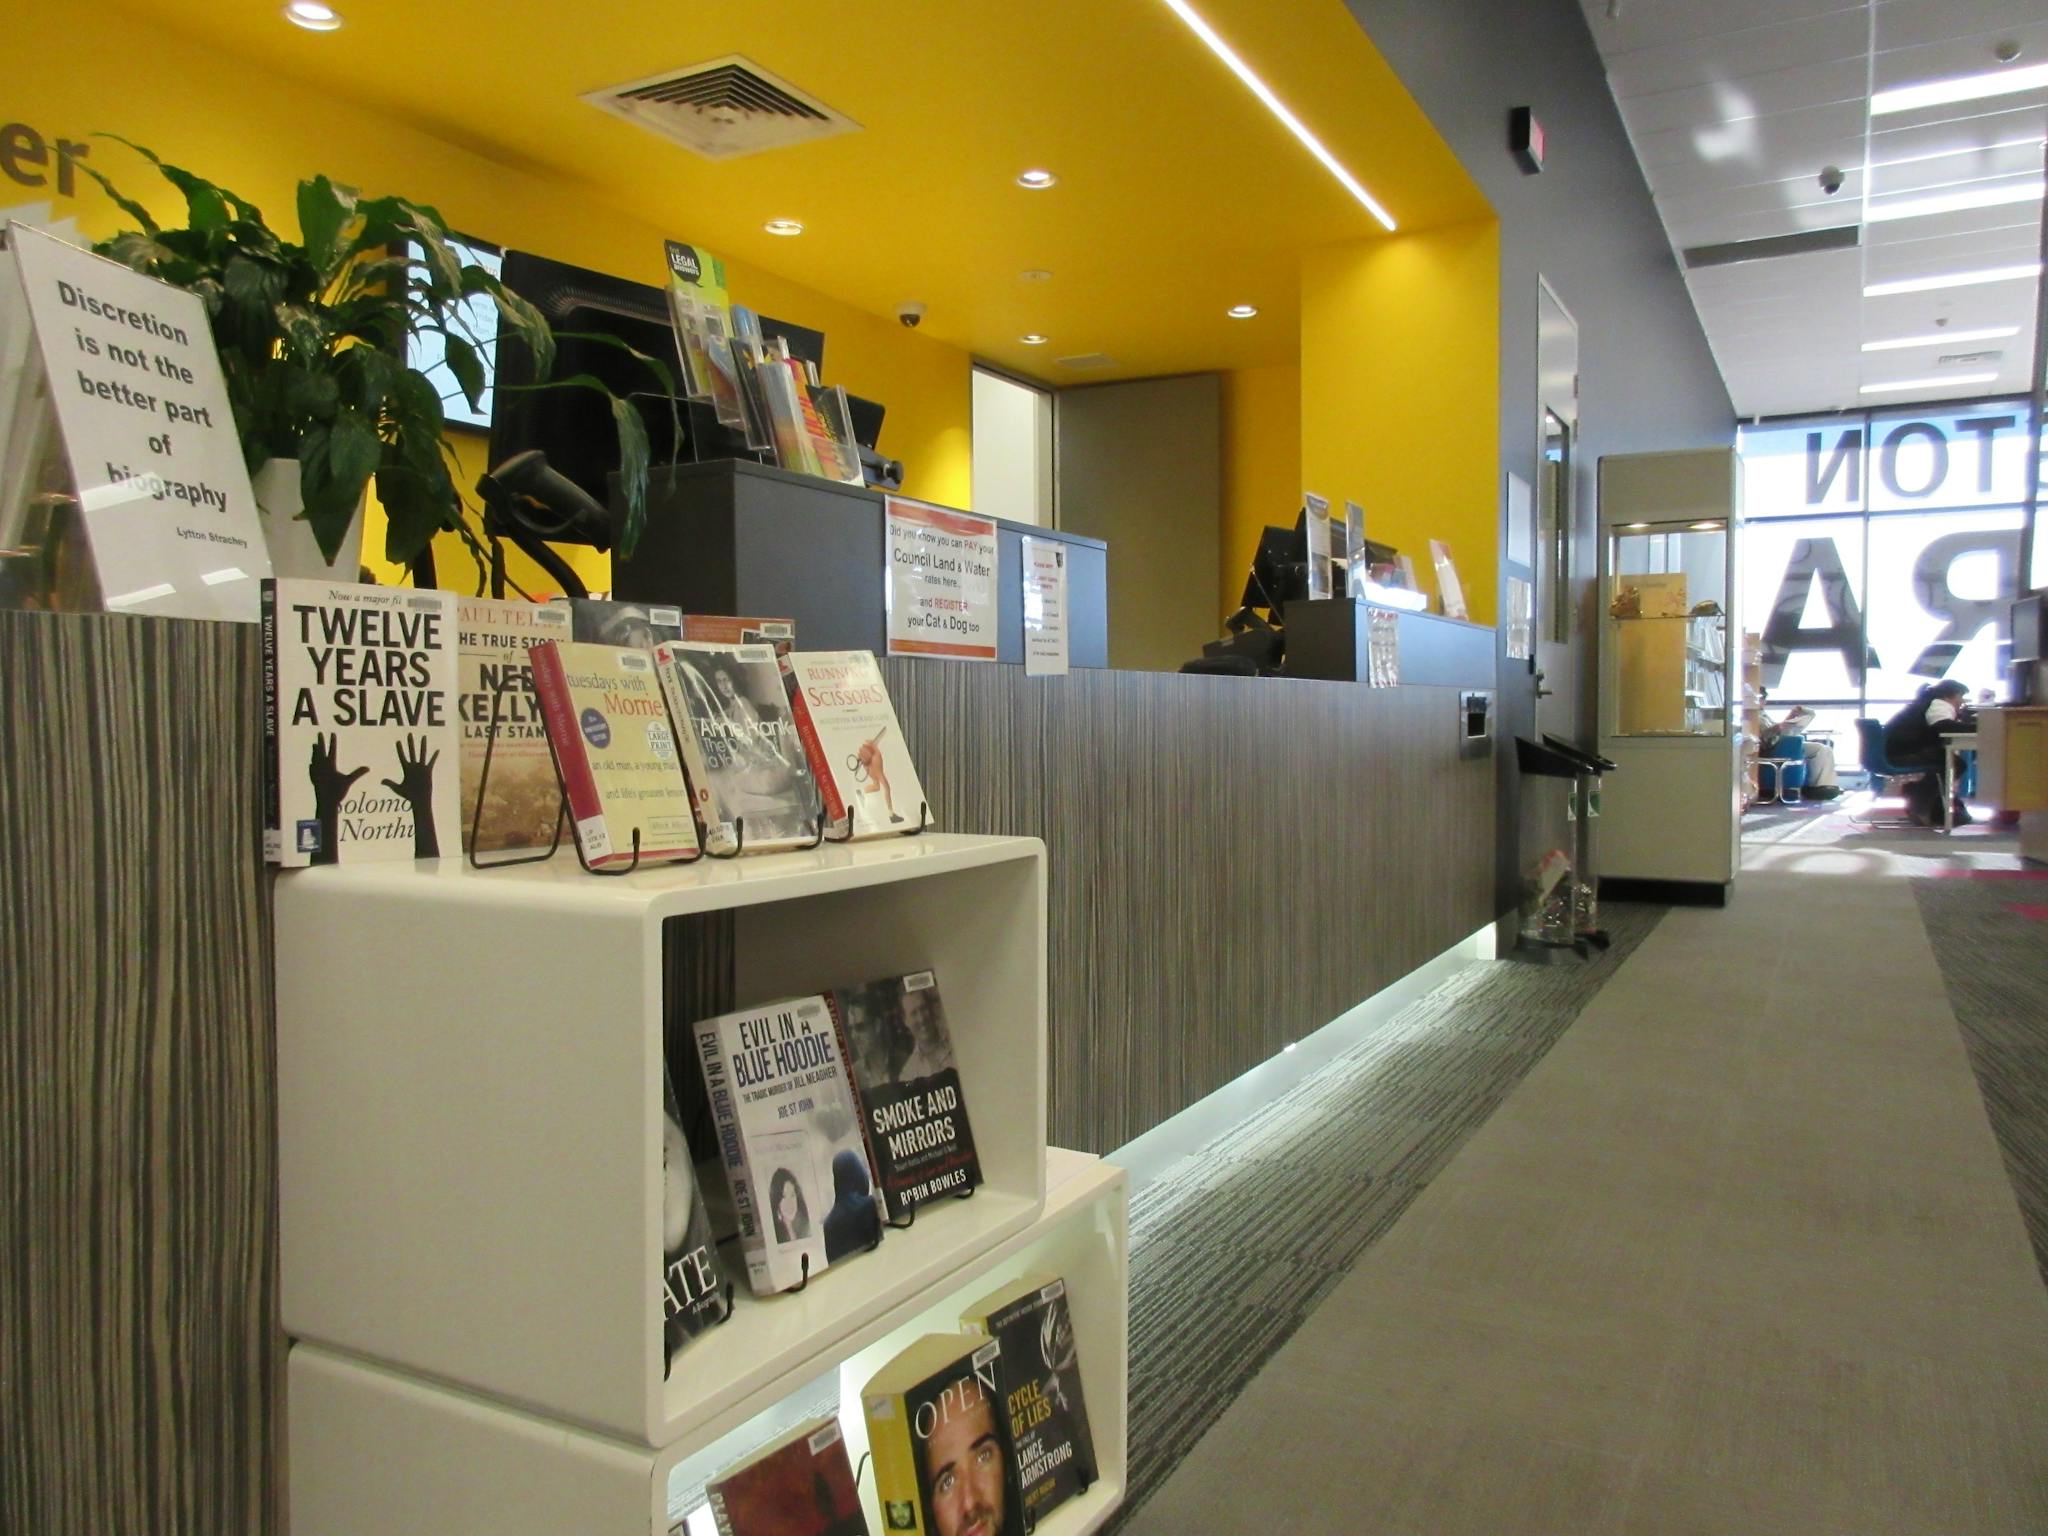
[1021,534,1069,676]
[884,495,998,660]
[8,223,269,621]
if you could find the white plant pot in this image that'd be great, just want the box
[254,457,368,582]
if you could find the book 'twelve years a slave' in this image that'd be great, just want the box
[263,578,458,867]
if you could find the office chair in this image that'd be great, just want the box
[1852,717,1922,825]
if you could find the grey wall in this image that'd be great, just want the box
[1346,0,1736,917]
[1055,373,1222,672]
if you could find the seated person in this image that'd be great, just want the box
[1762,704,1839,799]
[1881,680,1976,826]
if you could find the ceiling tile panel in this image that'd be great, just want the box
[1580,0,2046,417]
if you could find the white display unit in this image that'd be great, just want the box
[288,1151,1129,1536]
[1595,448,1743,893]
[275,834,1049,1449]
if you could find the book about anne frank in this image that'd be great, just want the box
[826,971,981,1220]
[705,1415,869,1536]
[693,995,880,1296]
[263,579,458,867]
[655,640,821,854]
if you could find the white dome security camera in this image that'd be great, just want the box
[896,301,927,329]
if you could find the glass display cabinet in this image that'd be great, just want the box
[1607,521,1730,738]
[1596,448,1742,898]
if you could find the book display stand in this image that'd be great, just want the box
[278,827,1129,1535]
[467,679,929,876]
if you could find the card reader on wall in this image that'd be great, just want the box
[1459,691,1494,757]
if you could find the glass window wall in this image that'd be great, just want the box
[1738,400,2042,774]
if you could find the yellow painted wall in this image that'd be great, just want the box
[2,2,972,595]
[1219,364,1302,618]
[1300,219,1500,627]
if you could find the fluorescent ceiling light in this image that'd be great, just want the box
[1863,262,2041,297]
[1871,61,2048,117]
[1859,372,1999,394]
[1862,325,2020,352]
[1864,180,2044,223]
[1157,0,1396,232]
[1870,135,2048,174]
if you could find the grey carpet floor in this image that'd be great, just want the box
[1119,859,2048,1534]
[1102,902,1668,1533]
[1915,872,2048,1289]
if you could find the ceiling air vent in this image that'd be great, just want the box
[1057,353,1118,371]
[1682,226,1860,270]
[584,56,860,161]
[1938,350,2003,367]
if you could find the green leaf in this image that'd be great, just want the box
[487,284,555,380]
[222,253,286,311]
[299,408,382,563]
[77,162,159,236]
[297,173,358,277]
[441,334,485,412]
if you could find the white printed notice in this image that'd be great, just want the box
[9,223,269,621]
[1021,534,1068,676]
[884,495,997,660]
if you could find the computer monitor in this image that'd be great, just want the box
[1239,515,1310,616]
[2013,593,2045,664]
[490,250,749,512]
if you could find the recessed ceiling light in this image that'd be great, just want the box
[1862,325,2021,352]
[283,0,341,29]
[763,218,804,237]
[1689,521,1723,531]
[1227,303,1259,319]
[1020,333,1049,345]
[1020,269,1053,282]
[1871,61,2048,117]
[1859,372,1999,394]
[1864,180,2044,224]
[1625,522,1650,530]
[1863,262,2041,297]
[1159,0,1396,232]
[1016,169,1058,190]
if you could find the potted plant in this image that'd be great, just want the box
[84,139,662,582]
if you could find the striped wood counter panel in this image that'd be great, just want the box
[880,662,1496,1152]
[1,612,279,1536]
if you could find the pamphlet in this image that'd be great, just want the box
[884,497,998,661]
[1022,535,1069,676]
[1304,493,1333,601]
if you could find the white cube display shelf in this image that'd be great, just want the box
[289,1152,1129,1536]
[275,834,1047,1449]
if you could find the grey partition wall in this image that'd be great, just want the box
[611,460,1109,666]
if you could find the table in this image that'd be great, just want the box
[1943,733,1979,835]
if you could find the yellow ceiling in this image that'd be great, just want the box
[109,0,1489,382]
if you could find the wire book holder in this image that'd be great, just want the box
[465,678,692,875]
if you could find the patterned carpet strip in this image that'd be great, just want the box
[1914,869,2048,1290]
[1104,902,1668,1531]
